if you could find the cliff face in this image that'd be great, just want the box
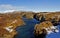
[0,13,25,38]
[19,12,35,19]
[34,12,60,22]
[34,21,53,35]
[44,12,60,21]
[0,28,17,38]
[33,12,60,38]
[34,21,59,38]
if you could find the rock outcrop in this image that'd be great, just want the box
[34,21,59,38]
[0,11,60,38]
[0,13,25,38]
[19,12,35,19]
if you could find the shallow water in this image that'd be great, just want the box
[46,25,60,38]
[15,18,60,38]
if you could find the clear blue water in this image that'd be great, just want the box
[46,25,60,38]
[15,18,60,38]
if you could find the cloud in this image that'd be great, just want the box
[0,4,26,11]
[0,4,41,13]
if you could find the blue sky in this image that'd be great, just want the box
[0,0,60,12]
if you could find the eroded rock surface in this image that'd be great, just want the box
[0,13,25,38]
[0,11,60,38]
[34,21,59,38]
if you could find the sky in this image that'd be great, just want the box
[0,0,60,12]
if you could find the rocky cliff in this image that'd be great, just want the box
[0,13,25,38]
[0,11,60,38]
